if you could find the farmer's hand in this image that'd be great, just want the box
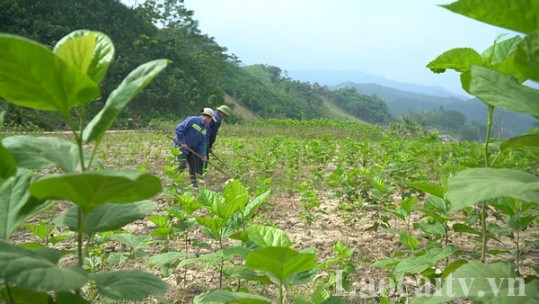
[180,143,188,149]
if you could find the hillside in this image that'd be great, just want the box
[334,82,536,138]
[218,63,390,123]
[288,69,467,99]
[0,0,535,140]
[0,0,381,129]
[335,82,467,116]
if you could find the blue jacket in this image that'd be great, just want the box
[174,116,210,157]
[208,109,223,149]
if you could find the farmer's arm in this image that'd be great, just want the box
[208,123,218,150]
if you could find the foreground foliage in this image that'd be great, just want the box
[1,1,539,304]
[0,30,168,302]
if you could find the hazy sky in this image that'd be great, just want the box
[180,0,516,94]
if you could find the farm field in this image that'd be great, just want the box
[9,119,536,303]
[2,2,539,303]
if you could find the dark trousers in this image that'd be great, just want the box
[178,152,203,187]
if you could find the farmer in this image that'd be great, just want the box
[199,105,231,174]
[174,108,216,187]
[208,105,231,154]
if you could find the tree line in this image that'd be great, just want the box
[0,0,392,130]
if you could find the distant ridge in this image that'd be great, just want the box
[287,69,468,99]
[335,82,535,137]
[334,82,471,116]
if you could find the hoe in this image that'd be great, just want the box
[167,135,237,179]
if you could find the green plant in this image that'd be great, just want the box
[0,30,168,302]
[196,224,320,304]
[412,0,539,302]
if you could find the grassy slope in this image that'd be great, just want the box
[226,92,365,123]
[322,97,365,122]
[223,94,260,122]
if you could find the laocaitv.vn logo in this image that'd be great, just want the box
[334,270,527,299]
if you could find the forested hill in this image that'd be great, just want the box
[0,0,391,129]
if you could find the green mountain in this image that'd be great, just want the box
[0,0,535,140]
[336,82,536,138]
[0,0,393,128]
[335,82,467,116]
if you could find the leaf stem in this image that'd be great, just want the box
[5,283,13,304]
[480,106,495,263]
[484,106,494,168]
[77,207,84,267]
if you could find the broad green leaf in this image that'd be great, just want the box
[371,258,400,269]
[501,134,539,151]
[223,265,258,280]
[400,197,418,214]
[243,190,270,219]
[178,192,201,214]
[469,66,539,117]
[53,31,95,79]
[177,251,224,269]
[198,188,224,209]
[311,285,330,304]
[385,208,407,221]
[509,214,538,231]
[198,188,240,220]
[216,196,243,220]
[23,223,55,241]
[399,232,420,251]
[418,222,446,238]
[193,289,272,304]
[55,292,90,304]
[3,136,88,173]
[222,244,252,259]
[442,0,539,34]
[246,247,317,283]
[90,270,167,301]
[0,144,15,181]
[426,48,483,73]
[54,30,114,84]
[446,168,539,211]
[196,217,226,237]
[425,196,449,214]
[147,252,192,267]
[322,297,345,304]
[0,111,16,180]
[310,286,345,304]
[29,170,161,213]
[482,35,527,82]
[56,200,156,235]
[83,59,168,143]
[395,246,457,278]
[412,261,539,303]
[147,215,170,227]
[334,241,354,259]
[246,225,292,248]
[453,223,481,235]
[109,234,152,251]
[0,169,52,240]
[0,287,51,304]
[516,30,539,82]
[0,242,87,291]
[223,179,250,210]
[482,36,521,66]
[408,181,445,198]
[287,267,317,285]
[0,34,99,113]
